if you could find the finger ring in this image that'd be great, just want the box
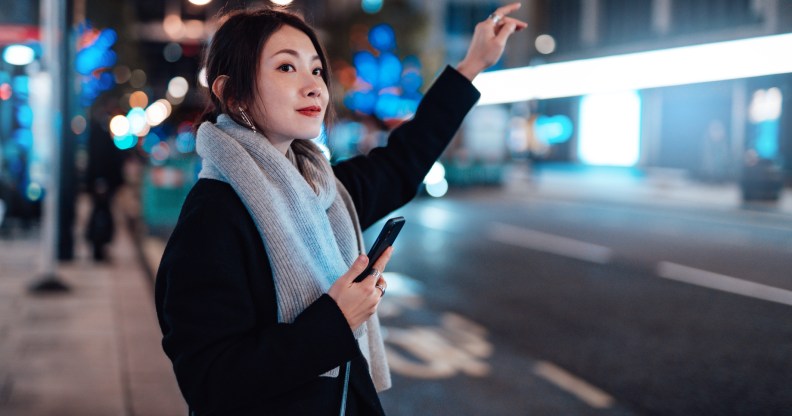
[370,268,382,279]
[489,13,503,24]
[375,284,386,297]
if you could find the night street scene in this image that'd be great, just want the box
[1,0,791,415]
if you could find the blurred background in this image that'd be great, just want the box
[0,0,791,415]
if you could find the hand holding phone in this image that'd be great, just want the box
[353,216,405,282]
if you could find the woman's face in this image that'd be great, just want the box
[249,25,328,152]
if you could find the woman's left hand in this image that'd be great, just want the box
[456,2,528,81]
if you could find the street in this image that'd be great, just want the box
[373,180,792,415]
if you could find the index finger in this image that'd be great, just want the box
[494,2,522,18]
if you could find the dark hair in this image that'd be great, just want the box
[198,8,334,130]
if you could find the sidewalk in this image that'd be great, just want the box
[0,190,186,416]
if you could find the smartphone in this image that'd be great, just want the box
[353,216,405,282]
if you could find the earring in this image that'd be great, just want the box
[238,107,257,133]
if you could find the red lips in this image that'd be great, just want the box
[297,106,321,112]
[297,105,322,118]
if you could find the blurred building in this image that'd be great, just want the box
[465,0,791,199]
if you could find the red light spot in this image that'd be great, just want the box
[0,83,11,101]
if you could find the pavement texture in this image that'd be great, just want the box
[0,188,187,416]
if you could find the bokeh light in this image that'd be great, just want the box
[424,162,446,185]
[109,114,130,136]
[113,134,137,150]
[3,44,35,66]
[185,20,205,39]
[362,0,383,14]
[163,42,182,62]
[369,24,396,52]
[535,34,557,55]
[26,182,43,201]
[425,179,449,198]
[0,83,12,100]
[129,91,149,108]
[114,65,131,84]
[127,107,148,136]
[163,15,185,39]
[71,115,87,135]
[146,99,172,126]
[129,69,147,88]
[168,76,189,99]
[175,131,196,153]
[151,141,171,163]
[377,52,402,88]
[142,132,161,153]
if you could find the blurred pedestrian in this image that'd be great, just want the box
[85,108,126,262]
[155,4,525,415]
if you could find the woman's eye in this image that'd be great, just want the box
[313,68,324,76]
[278,64,294,72]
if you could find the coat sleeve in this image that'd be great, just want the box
[155,186,361,413]
[332,66,481,230]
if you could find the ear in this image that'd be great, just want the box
[211,75,230,102]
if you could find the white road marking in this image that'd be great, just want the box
[656,261,792,307]
[384,313,492,379]
[533,361,614,409]
[489,223,614,264]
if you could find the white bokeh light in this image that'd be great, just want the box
[109,115,130,137]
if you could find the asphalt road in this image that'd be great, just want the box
[373,185,792,416]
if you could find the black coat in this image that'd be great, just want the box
[155,67,480,415]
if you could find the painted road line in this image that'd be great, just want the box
[533,361,614,409]
[489,223,614,264]
[656,261,792,307]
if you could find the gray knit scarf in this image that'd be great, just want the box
[195,114,390,392]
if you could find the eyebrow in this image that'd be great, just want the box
[270,48,321,62]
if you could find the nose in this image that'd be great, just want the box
[307,86,321,98]
[303,73,323,98]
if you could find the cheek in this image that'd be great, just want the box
[321,88,330,108]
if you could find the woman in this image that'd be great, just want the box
[155,4,525,415]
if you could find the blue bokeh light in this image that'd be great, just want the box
[362,0,383,14]
[12,128,33,149]
[344,24,424,120]
[142,132,161,153]
[175,131,196,153]
[113,134,137,150]
[16,105,33,128]
[534,115,574,145]
[377,52,402,88]
[75,28,117,76]
[12,75,29,98]
[369,24,396,52]
[354,51,378,87]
